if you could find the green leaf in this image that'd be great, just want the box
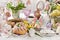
[50,3,57,12]
[16,23,21,27]
[7,2,12,9]
[7,2,26,14]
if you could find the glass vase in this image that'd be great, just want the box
[12,10,19,18]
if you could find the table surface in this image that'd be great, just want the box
[0,34,60,40]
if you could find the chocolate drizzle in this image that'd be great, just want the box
[34,9,41,20]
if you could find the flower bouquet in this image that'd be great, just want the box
[49,3,60,32]
[7,2,26,18]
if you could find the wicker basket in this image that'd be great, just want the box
[7,18,24,27]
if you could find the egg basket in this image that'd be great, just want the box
[7,18,24,28]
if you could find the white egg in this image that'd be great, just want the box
[29,28,35,37]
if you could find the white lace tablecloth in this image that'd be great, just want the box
[0,35,60,40]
